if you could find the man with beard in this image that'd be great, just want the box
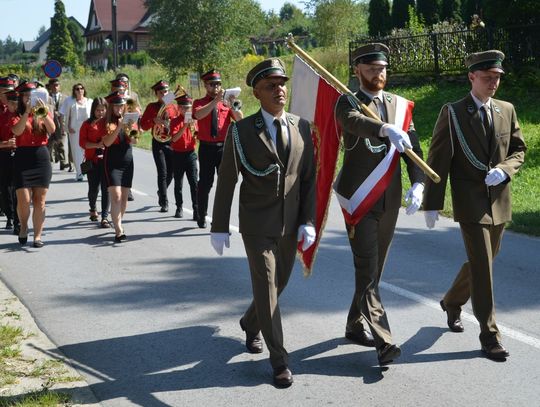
[334,43,425,365]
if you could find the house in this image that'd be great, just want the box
[22,17,84,64]
[84,0,151,69]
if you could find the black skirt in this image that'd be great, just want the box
[13,146,52,189]
[105,143,133,188]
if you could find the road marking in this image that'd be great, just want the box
[382,281,540,350]
[131,188,149,197]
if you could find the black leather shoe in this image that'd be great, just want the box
[345,329,375,347]
[18,235,28,245]
[33,240,44,248]
[5,219,13,230]
[377,343,401,366]
[273,366,293,388]
[127,191,135,201]
[239,318,263,354]
[440,300,464,332]
[174,208,183,218]
[114,234,127,243]
[197,218,207,228]
[160,205,169,213]
[482,342,509,360]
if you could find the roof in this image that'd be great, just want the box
[85,0,149,35]
[23,17,84,53]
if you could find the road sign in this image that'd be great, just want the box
[42,60,63,79]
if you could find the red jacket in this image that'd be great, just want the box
[79,118,107,163]
[11,113,50,147]
[140,101,178,131]
[170,114,197,152]
[193,95,234,142]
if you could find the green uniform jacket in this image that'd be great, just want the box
[211,110,316,237]
[423,94,527,225]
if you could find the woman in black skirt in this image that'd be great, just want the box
[102,92,139,243]
[10,81,55,248]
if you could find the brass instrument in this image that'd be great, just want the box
[32,99,49,118]
[152,85,185,143]
[124,99,140,141]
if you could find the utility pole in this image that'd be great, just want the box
[112,0,118,70]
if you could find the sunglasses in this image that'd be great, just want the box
[74,87,84,90]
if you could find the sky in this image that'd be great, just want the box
[0,0,307,42]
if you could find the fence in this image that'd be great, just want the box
[349,24,540,77]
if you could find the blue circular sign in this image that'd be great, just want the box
[43,60,63,79]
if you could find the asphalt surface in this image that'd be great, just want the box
[0,146,539,406]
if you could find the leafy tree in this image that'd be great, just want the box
[67,19,85,66]
[46,0,78,69]
[36,26,47,40]
[406,4,426,34]
[368,0,391,37]
[441,0,462,22]
[484,0,540,26]
[391,0,415,29]
[461,0,483,24]
[146,0,266,77]
[417,0,441,26]
[279,3,312,37]
[313,0,368,47]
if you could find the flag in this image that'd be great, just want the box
[333,95,414,229]
[290,55,342,276]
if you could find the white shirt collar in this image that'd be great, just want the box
[360,87,383,101]
[470,92,492,110]
[261,108,286,129]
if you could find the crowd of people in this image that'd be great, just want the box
[0,45,527,387]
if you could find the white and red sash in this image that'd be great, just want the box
[334,95,414,227]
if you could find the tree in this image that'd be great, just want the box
[146,0,266,76]
[368,0,391,37]
[35,26,47,40]
[417,0,441,26]
[484,0,540,26]
[391,0,415,29]
[67,19,85,66]
[278,3,312,37]
[47,0,78,69]
[441,0,462,22]
[313,0,368,47]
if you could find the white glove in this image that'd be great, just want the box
[210,232,230,256]
[297,225,316,251]
[485,168,508,186]
[381,124,412,153]
[405,182,424,215]
[424,211,439,229]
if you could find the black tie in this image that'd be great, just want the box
[210,107,218,138]
[274,119,288,164]
[373,96,386,122]
[481,105,492,136]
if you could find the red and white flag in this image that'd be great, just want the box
[290,55,342,275]
[333,95,414,228]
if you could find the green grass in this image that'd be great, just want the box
[0,390,71,407]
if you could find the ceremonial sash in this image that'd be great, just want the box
[334,95,414,227]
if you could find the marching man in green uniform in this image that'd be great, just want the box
[423,50,527,360]
[334,43,425,366]
[210,58,316,388]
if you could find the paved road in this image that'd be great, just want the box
[1,147,539,406]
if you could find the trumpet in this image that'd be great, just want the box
[32,99,49,118]
[123,119,140,141]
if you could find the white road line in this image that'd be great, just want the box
[381,281,540,350]
[131,188,150,197]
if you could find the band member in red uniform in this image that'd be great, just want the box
[193,69,243,228]
[169,93,198,220]
[10,81,56,248]
[79,97,110,228]
[0,81,18,232]
[102,92,139,243]
[140,80,177,213]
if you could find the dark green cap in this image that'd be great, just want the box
[465,50,505,73]
[246,58,289,87]
[352,43,389,66]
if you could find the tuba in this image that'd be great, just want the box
[151,85,184,143]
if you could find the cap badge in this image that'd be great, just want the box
[467,105,475,114]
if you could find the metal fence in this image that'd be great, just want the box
[349,24,540,76]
